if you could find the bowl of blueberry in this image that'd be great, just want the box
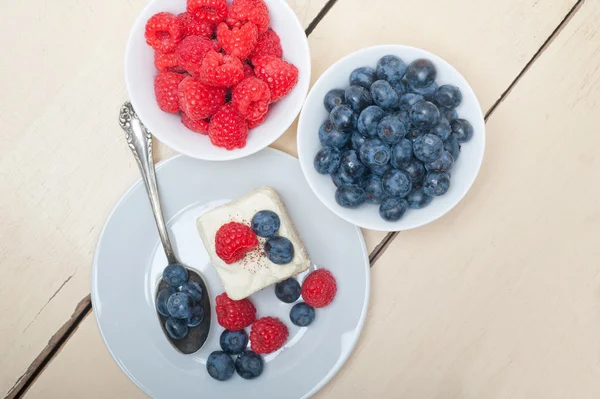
[297,45,485,231]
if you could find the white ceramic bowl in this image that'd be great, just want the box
[125,0,310,161]
[297,45,485,232]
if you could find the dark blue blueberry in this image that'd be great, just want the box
[376,55,406,83]
[439,107,458,122]
[335,184,366,208]
[157,287,176,317]
[391,80,407,97]
[430,118,452,141]
[405,158,426,188]
[369,163,393,176]
[450,119,474,143]
[443,135,461,160]
[413,134,443,163]
[167,292,194,319]
[275,278,301,303]
[408,81,438,102]
[376,115,407,145]
[178,280,203,302]
[390,139,413,169]
[357,105,385,137]
[345,85,373,112]
[382,169,412,198]
[359,138,391,167]
[351,131,367,151]
[410,101,440,129]
[340,150,366,178]
[423,172,451,196]
[251,210,281,237]
[370,80,398,109]
[350,66,377,88]
[318,120,350,148]
[165,317,188,340]
[163,264,188,287]
[360,174,388,204]
[264,236,294,264]
[406,188,434,209]
[330,105,356,132]
[434,85,462,109]
[235,351,264,380]
[425,151,454,172]
[207,351,235,381]
[379,198,408,222]
[331,168,357,187]
[290,302,316,327]
[324,88,345,112]
[314,146,342,174]
[187,304,204,327]
[398,93,424,112]
[393,110,410,127]
[405,58,437,88]
[220,330,249,355]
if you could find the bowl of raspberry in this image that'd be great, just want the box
[125,0,310,161]
[297,45,486,231]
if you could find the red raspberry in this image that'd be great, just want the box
[253,55,298,102]
[145,12,184,53]
[243,63,254,77]
[301,269,337,308]
[199,50,245,88]
[214,221,258,263]
[250,317,289,354]
[247,111,267,129]
[178,12,214,38]
[232,77,270,122]
[249,29,282,61]
[176,36,220,75]
[227,0,270,34]
[178,76,227,120]
[154,52,185,73]
[216,22,258,60]
[208,104,249,150]
[187,0,228,24]
[154,72,185,113]
[215,293,256,330]
[181,113,209,134]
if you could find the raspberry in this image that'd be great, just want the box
[253,55,298,102]
[145,12,184,53]
[227,0,270,34]
[154,72,185,113]
[216,22,258,60]
[199,50,245,88]
[232,77,270,122]
[187,0,228,24]
[178,76,227,120]
[181,113,209,134]
[247,111,267,129]
[208,104,249,150]
[214,221,258,263]
[215,293,256,330]
[154,52,185,73]
[250,317,288,354]
[249,29,282,61]
[178,12,214,38]
[301,269,337,308]
[243,63,254,77]
[176,36,220,75]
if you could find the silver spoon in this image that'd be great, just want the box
[119,101,210,354]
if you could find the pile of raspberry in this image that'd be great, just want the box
[145,0,299,150]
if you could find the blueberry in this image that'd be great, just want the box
[434,85,462,109]
[331,168,357,187]
[357,105,385,137]
[430,118,452,141]
[376,55,406,83]
[406,126,426,142]
[345,85,373,112]
[439,107,458,122]
[340,150,366,178]
[360,174,388,204]
[330,105,356,132]
[324,88,345,112]
[275,278,301,303]
[398,93,424,111]
[413,134,443,163]
[390,139,413,169]
[235,351,264,380]
[220,330,249,355]
[382,169,412,198]
[408,81,438,102]
[351,131,367,151]
[410,101,440,129]
[157,287,176,317]
[423,172,451,196]
[163,264,188,287]
[379,198,408,222]
[167,292,194,319]
[391,80,407,97]
[207,351,235,381]
[405,58,437,88]
[450,119,474,143]
[251,210,281,237]
[393,110,410,127]
[178,280,203,302]
[350,67,377,88]
[406,188,434,209]
[425,151,454,172]
[443,135,461,160]
[265,236,294,264]
[405,158,426,188]
[290,302,316,327]
[165,317,188,340]
[314,146,342,174]
[359,138,391,167]
[369,163,393,176]
[370,80,398,109]
[335,184,366,208]
[318,120,350,148]
[187,304,204,327]
[376,115,407,145]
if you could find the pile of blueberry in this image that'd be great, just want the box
[313,55,474,221]
[156,264,205,340]
[275,278,316,327]
[207,330,263,381]
[252,210,294,264]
